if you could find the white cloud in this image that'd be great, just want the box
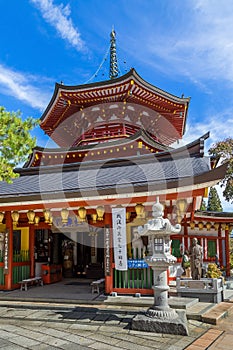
[138,0,233,85]
[180,108,233,149]
[30,0,86,52]
[0,64,50,110]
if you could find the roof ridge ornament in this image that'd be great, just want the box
[109,28,119,80]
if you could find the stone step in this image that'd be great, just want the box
[104,295,199,309]
[201,302,233,325]
[104,295,233,325]
[186,302,215,321]
[187,301,233,324]
[169,296,199,309]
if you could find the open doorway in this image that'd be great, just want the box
[59,228,104,278]
[34,225,105,280]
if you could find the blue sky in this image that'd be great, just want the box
[0,0,232,211]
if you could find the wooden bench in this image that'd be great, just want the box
[19,277,43,291]
[91,278,105,294]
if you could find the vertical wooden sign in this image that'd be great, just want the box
[104,225,111,276]
[3,230,9,274]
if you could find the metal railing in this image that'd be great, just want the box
[12,265,30,284]
[13,250,30,262]
[13,250,30,284]
[113,267,153,289]
[113,248,153,290]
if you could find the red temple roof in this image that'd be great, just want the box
[40,69,190,147]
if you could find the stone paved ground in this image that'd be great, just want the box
[0,279,233,349]
[0,304,212,350]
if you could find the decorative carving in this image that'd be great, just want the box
[146,308,177,320]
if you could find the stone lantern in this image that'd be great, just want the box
[132,198,188,335]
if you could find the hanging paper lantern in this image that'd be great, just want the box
[92,213,97,223]
[78,207,87,222]
[96,206,105,221]
[176,199,187,214]
[0,212,4,224]
[189,221,196,229]
[126,212,131,222]
[34,216,40,226]
[61,208,69,223]
[11,211,19,225]
[49,215,53,226]
[135,203,144,218]
[198,221,204,230]
[27,210,35,224]
[43,209,51,223]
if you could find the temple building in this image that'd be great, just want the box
[0,30,232,293]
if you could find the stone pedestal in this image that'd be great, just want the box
[132,310,188,335]
[132,266,189,335]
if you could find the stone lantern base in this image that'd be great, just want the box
[132,309,189,335]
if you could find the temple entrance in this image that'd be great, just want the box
[55,227,105,278]
[34,222,104,280]
[33,224,105,283]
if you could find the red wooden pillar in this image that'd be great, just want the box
[218,224,223,266]
[104,208,113,294]
[29,225,35,277]
[225,227,230,277]
[190,197,196,222]
[183,216,188,252]
[5,211,13,290]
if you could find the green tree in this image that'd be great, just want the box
[209,138,233,203]
[200,198,207,211]
[0,107,38,183]
[207,187,223,212]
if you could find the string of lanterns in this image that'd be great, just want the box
[189,221,232,231]
[0,205,106,226]
[0,204,231,232]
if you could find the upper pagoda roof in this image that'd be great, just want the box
[40,69,190,147]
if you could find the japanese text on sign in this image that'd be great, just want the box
[105,226,111,276]
[112,207,127,271]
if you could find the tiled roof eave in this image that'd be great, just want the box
[194,211,233,220]
[0,162,227,207]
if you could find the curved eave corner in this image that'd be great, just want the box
[194,161,228,185]
[181,98,190,136]
[131,69,190,105]
[40,82,63,127]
